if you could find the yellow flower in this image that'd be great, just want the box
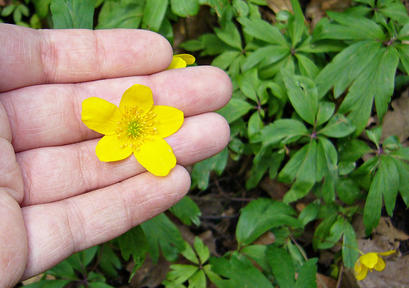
[354,250,395,280]
[167,54,196,69]
[81,84,184,176]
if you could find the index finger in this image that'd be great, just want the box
[0,24,173,92]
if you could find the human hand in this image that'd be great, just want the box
[0,24,231,287]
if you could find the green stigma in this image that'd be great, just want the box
[127,121,141,138]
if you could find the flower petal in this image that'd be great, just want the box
[152,105,184,138]
[360,253,379,269]
[82,97,121,135]
[119,84,153,113]
[378,250,395,256]
[374,256,386,271]
[167,56,187,70]
[134,137,176,176]
[96,135,132,162]
[176,54,195,65]
[354,261,369,281]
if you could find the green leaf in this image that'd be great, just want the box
[299,202,320,226]
[236,198,301,246]
[379,2,409,24]
[218,98,253,123]
[312,214,337,250]
[194,237,210,264]
[336,178,361,204]
[338,139,371,162]
[142,0,168,32]
[88,283,114,288]
[246,149,284,189]
[238,17,288,47]
[141,213,185,262]
[316,101,335,127]
[342,222,359,268]
[363,155,399,235]
[191,148,228,190]
[282,71,318,125]
[241,245,270,272]
[211,50,241,70]
[188,270,207,288]
[164,264,199,285]
[51,0,96,29]
[318,114,355,138]
[315,12,385,41]
[283,180,315,204]
[317,216,345,249]
[366,126,382,148]
[397,44,409,75]
[210,253,274,288]
[1,4,15,17]
[391,147,409,161]
[289,0,305,47]
[181,241,199,265]
[32,0,51,18]
[214,22,242,50]
[295,259,318,288]
[99,244,121,277]
[117,226,148,270]
[171,0,199,17]
[339,46,399,132]
[248,112,263,139]
[96,0,143,29]
[170,196,201,226]
[243,46,289,71]
[279,141,318,184]
[259,119,308,146]
[296,53,319,78]
[48,259,76,278]
[232,0,249,17]
[267,246,296,288]
[316,41,381,99]
[394,159,409,206]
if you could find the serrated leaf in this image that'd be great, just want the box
[171,0,199,17]
[243,45,289,71]
[51,0,95,29]
[170,196,201,226]
[294,259,317,288]
[193,237,210,264]
[246,149,284,189]
[117,226,148,270]
[165,264,199,285]
[181,241,199,265]
[218,98,253,123]
[236,198,301,246]
[211,50,241,70]
[267,246,296,288]
[141,213,185,262]
[318,114,355,138]
[238,17,288,46]
[342,222,359,268]
[366,126,382,148]
[214,22,242,50]
[210,253,274,288]
[188,270,206,288]
[96,0,143,29]
[260,119,307,146]
[282,71,318,125]
[191,148,228,190]
[99,244,121,277]
[142,0,168,32]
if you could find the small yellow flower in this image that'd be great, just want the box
[81,84,184,176]
[354,250,395,280]
[167,54,196,70]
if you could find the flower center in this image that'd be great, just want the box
[116,106,158,150]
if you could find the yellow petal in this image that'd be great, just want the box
[134,137,176,176]
[81,97,121,135]
[360,253,379,269]
[167,56,187,70]
[96,135,132,162]
[175,54,195,65]
[374,256,386,271]
[354,261,368,280]
[378,250,395,256]
[152,105,184,138]
[119,84,153,113]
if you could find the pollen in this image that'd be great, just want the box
[116,106,158,150]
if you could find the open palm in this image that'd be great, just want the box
[0,24,231,287]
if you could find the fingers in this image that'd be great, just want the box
[0,191,28,287]
[0,24,173,92]
[1,66,232,152]
[21,166,190,279]
[18,113,229,205]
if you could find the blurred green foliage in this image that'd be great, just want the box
[3,0,408,287]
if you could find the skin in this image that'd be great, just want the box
[0,24,231,287]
